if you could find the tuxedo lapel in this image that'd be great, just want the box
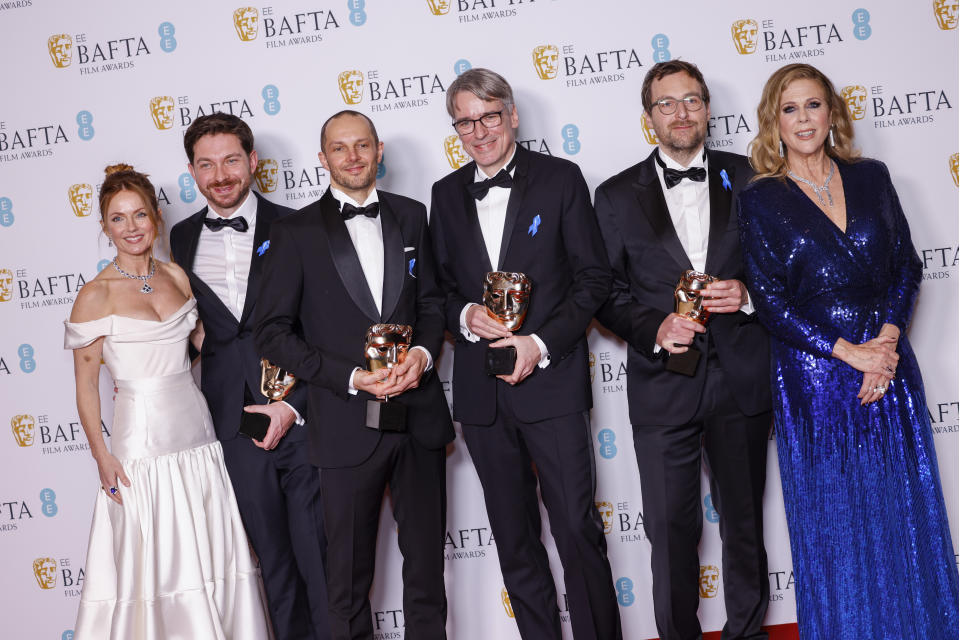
[319,190,381,322]
[459,165,494,274]
[497,145,527,270]
[378,196,404,322]
[238,192,276,327]
[632,153,693,272]
[180,206,236,324]
[704,154,734,275]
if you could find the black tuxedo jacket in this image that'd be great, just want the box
[170,191,308,441]
[253,189,454,469]
[594,149,771,426]
[429,145,611,425]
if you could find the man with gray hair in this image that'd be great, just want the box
[429,68,622,640]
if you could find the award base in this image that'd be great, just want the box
[665,347,701,377]
[366,399,408,432]
[239,410,271,441]
[485,345,517,376]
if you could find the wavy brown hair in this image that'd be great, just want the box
[99,164,164,255]
[749,63,860,180]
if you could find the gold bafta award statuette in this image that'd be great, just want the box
[666,269,716,376]
[365,324,412,431]
[239,359,297,441]
[483,271,531,376]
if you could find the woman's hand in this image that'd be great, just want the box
[95,451,130,505]
[858,371,893,405]
[833,335,899,376]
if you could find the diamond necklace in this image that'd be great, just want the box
[788,161,835,207]
[112,257,156,294]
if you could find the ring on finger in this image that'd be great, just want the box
[872,385,886,394]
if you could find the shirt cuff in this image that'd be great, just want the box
[530,333,550,369]
[653,343,663,354]
[411,345,433,372]
[279,400,305,426]
[739,293,755,315]
[459,303,481,343]
[348,367,360,395]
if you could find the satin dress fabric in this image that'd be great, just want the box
[64,298,271,640]
[738,159,959,639]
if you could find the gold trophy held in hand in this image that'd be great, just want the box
[483,271,531,375]
[365,324,412,431]
[665,270,716,376]
[239,359,297,441]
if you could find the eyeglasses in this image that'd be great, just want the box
[452,110,504,135]
[652,95,705,115]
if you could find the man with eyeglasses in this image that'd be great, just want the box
[593,60,772,640]
[429,68,622,640]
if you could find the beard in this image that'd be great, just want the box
[202,175,251,211]
[658,121,707,156]
[329,162,377,194]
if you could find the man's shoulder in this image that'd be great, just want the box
[432,163,473,193]
[170,208,205,234]
[707,149,752,175]
[524,146,581,176]
[380,190,427,216]
[254,191,297,218]
[596,157,650,194]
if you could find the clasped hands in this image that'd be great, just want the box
[656,279,747,353]
[466,304,539,385]
[354,348,429,399]
[833,324,900,406]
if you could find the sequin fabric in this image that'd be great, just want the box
[738,159,959,639]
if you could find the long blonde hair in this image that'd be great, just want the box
[749,63,860,180]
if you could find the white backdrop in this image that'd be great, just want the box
[2,2,958,639]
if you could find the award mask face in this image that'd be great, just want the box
[484,272,531,331]
[259,359,296,402]
[674,270,716,325]
[365,324,413,372]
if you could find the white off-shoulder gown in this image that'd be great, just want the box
[64,298,272,640]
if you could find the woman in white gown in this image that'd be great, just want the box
[64,164,272,639]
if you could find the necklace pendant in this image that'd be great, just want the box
[140,282,153,294]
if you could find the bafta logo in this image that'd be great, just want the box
[233,7,260,41]
[841,85,868,120]
[254,158,279,193]
[934,0,959,30]
[699,565,720,598]
[338,69,365,105]
[950,152,959,188]
[444,135,469,169]
[595,500,613,534]
[731,19,759,54]
[68,183,93,217]
[47,34,73,68]
[11,414,36,447]
[501,588,515,618]
[532,45,560,80]
[149,96,175,130]
[0,268,13,302]
[425,0,451,15]
[33,557,57,590]
[640,112,659,145]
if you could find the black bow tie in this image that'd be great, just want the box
[341,201,380,220]
[467,168,513,201]
[655,149,708,189]
[203,216,248,232]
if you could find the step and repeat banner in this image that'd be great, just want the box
[2,1,957,638]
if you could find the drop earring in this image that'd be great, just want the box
[778,140,785,158]
[829,126,836,147]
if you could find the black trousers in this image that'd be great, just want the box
[634,363,771,640]
[462,387,623,640]
[321,431,447,640]
[221,431,331,640]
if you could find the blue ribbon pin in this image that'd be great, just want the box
[528,214,541,237]
[256,240,270,256]
[408,258,416,278]
[719,169,732,192]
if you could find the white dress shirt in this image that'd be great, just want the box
[330,188,433,393]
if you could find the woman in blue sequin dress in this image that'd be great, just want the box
[738,63,959,639]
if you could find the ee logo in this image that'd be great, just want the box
[616,577,635,606]
[0,197,13,227]
[178,173,197,203]
[40,488,58,517]
[852,8,872,40]
[76,111,95,141]
[348,0,367,26]
[18,343,37,373]
[597,428,617,459]
[158,22,177,52]
[262,85,281,115]
[561,124,581,155]
[651,33,671,62]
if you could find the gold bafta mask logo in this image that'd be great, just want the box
[338,70,365,105]
[33,557,57,590]
[950,152,959,188]
[641,112,659,145]
[233,7,259,41]
[934,0,959,30]
[149,96,175,130]
[532,45,560,80]
[444,135,470,169]
[0,268,13,302]
[699,565,720,598]
[47,34,73,68]
[11,414,36,447]
[840,85,868,121]
[595,500,613,534]
[426,0,451,15]
[68,183,93,217]
[501,588,515,618]
[254,158,279,193]
[731,19,759,55]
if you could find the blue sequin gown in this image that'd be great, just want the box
[738,159,959,639]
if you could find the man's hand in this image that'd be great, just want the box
[244,402,296,451]
[656,313,706,354]
[466,304,512,340]
[490,335,540,385]
[354,368,392,397]
[377,349,428,398]
[702,279,748,314]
